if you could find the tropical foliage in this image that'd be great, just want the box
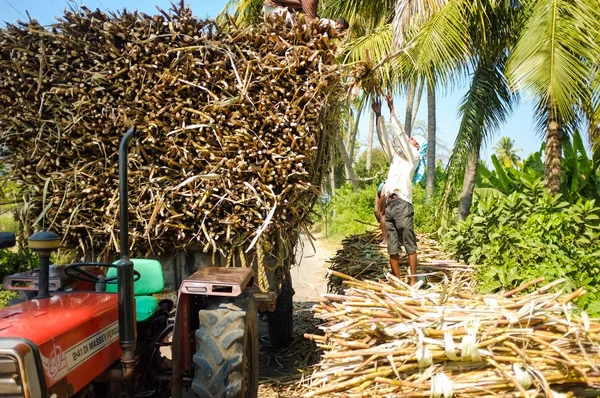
[493,137,521,168]
[446,135,600,312]
[444,186,600,314]
[477,131,600,202]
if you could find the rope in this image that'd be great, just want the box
[225,249,233,268]
[238,246,248,268]
[256,240,270,292]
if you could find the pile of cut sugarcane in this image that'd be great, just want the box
[305,273,600,397]
[327,229,472,294]
[0,3,344,258]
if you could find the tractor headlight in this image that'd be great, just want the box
[0,355,22,396]
[0,339,44,398]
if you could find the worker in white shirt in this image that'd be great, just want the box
[263,0,349,34]
[373,95,425,285]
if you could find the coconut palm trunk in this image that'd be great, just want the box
[405,82,416,137]
[426,79,436,202]
[545,115,562,195]
[366,109,375,171]
[404,80,425,138]
[458,145,480,220]
[338,133,359,190]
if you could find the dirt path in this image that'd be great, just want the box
[290,233,337,302]
[257,232,339,397]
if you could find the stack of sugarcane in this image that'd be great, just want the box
[0,3,345,258]
[305,274,600,397]
[327,229,472,294]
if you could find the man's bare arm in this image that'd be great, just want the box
[385,95,412,160]
[301,0,318,21]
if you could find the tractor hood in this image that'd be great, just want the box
[0,293,121,394]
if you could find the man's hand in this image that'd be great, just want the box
[385,90,394,112]
[371,98,382,117]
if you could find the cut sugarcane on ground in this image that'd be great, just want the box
[304,271,600,397]
[0,3,344,261]
[327,229,474,294]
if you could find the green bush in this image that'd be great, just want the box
[320,183,379,238]
[0,213,19,233]
[314,182,442,241]
[413,184,442,234]
[0,248,37,282]
[0,290,18,308]
[444,180,600,314]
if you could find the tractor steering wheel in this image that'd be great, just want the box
[64,262,141,284]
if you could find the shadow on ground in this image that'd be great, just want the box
[257,301,323,397]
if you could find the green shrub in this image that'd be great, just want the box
[0,248,37,282]
[0,290,18,308]
[321,183,379,238]
[413,184,442,234]
[444,180,600,314]
[314,181,442,242]
[0,213,19,233]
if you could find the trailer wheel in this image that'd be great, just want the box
[192,290,258,398]
[267,274,294,348]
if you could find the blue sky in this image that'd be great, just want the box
[1,0,544,165]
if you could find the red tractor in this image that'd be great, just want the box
[0,128,258,397]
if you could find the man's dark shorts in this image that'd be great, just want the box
[385,197,417,255]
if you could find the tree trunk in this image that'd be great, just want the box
[545,116,562,195]
[405,82,416,137]
[349,102,364,163]
[366,109,375,171]
[330,149,336,197]
[426,80,436,202]
[338,133,359,190]
[412,80,424,129]
[458,146,480,221]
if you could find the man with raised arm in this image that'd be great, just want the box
[263,0,319,23]
[372,95,425,285]
[263,0,349,33]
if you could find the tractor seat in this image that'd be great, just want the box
[105,259,165,322]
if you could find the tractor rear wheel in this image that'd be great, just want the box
[267,274,294,348]
[191,290,258,398]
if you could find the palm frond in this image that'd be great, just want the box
[437,54,515,227]
[340,24,410,94]
[506,0,600,131]
[393,0,449,46]
[405,0,474,83]
[320,0,395,30]
[223,0,263,25]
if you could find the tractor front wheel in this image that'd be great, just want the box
[191,290,258,398]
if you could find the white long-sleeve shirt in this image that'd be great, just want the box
[380,111,421,204]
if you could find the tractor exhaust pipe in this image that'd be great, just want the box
[117,127,137,389]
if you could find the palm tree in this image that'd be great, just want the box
[404,80,425,137]
[441,55,515,222]
[226,0,600,212]
[426,79,436,202]
[397,0,599,224]
[493,137,521,168]
[366,108,375,171]
[505,0,600,194]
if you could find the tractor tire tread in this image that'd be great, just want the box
[191,290,258,398]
